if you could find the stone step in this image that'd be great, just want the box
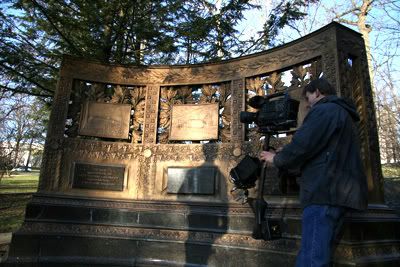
[23,200,400,242]
[3,195,400,266]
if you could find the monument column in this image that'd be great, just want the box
[230,79,245,143]
[143,85,160,144]
[335,29,384,203]
[38,76,73,192]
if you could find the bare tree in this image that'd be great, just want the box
[0,95,47,171]
[323,0,400,164]
[375,60,400,163]
[0,94,27,176]
[326,0,375,87]
[271,0,400,164]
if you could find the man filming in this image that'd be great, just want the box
[259,78,368,267]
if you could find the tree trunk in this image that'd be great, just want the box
[0,170,4,184]
[186,38,192,64]
[25,137,34,171]
[13,139,21,169]
[134,40,145,65]
[357,0,374,93]
[214,0,224,59]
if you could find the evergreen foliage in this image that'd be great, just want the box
[0,0,313,100]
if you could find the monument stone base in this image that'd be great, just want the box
[2,194,400,267]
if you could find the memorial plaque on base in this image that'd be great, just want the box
[72,162,125,191]
[167,167,216,194]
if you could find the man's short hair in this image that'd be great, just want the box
[303,78,337,96]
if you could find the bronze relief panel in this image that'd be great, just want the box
[78,102,131,139]
[169,103,219,141]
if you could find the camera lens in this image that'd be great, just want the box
[240,111,257,124]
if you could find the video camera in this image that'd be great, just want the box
[230,91,300,241]
[230,92,299,191]
[240,91,299,133]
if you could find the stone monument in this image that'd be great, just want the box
[3,22,400,266]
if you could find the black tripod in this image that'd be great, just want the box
[252,132,282,240]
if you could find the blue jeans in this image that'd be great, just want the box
[295,205,346,267]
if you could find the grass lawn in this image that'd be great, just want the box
[0,171,39,233]
[0,171,39,191]
[382,163,400,178]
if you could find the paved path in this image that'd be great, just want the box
[0,233,11,245]
[0,233,11,263]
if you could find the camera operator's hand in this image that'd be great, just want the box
[259,151,276,164]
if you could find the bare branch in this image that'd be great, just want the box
[335,18,358,26]
[333,7,360,19]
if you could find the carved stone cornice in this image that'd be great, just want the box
[62,139,261,162]
[59,26,339,86]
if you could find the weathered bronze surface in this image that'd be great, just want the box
[5,22,397,267]
[72,162,125,191]
[167,167,216,194]
[78,101,131,139]
[169,103,219,141]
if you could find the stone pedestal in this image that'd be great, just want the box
[4,194,400,266]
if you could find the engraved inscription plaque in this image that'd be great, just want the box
[169,103,219,140]
[72,162,125,191]
[167,167,216,194]
[78,102,131,139]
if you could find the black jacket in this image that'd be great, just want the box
[273,95,368,210]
